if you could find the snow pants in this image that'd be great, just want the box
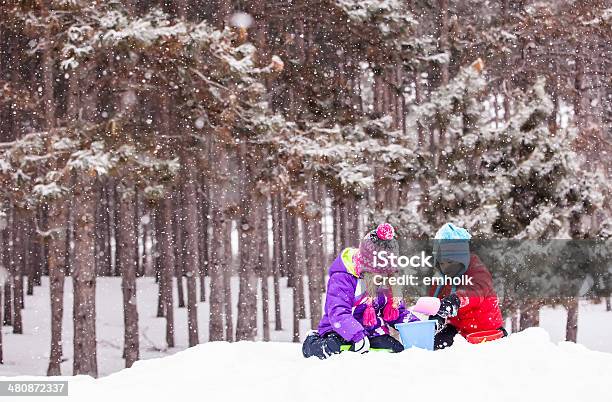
[434,325,508,350]
[302,331,404,359]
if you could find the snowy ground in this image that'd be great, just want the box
[1,277,612,378]
[3,328,612,402]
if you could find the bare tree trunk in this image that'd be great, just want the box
[235,145,260,341]
[106,187,114,276]
[95,181,112,276]
[25,215,38,296]
[113,183,122,278]
[284,203,294,288]
[3,203,12,327]
[103,181,113,276]
[308,182,324,329]
[565,297,579,342]
[304,214,319,330]
[39,20,65,378]
[519,301,541,331]
[72,173,98,377]
[511,310,519,334]
[11,207,24,334]
[236,218,259,341]
[182,163,201,347]
[0,213,6,364]
[271,195,282,331]
[134,189,143,278]
[0,285,3,364]
[198,179,209,302]
[158,198,176,348]
[333,196,344,255]
[141,202,154,277]
[259,199,271,341]
[173,204,185,308]
[288,212,302,343]
[156,209,165,317]
[117,180,139,367]
[223,219,233,342]
[209,139,226,342]
[2,279,10,326]
[47,198,68,376]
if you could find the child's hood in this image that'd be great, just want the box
[329,247,360,278]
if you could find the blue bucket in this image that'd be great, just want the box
[395,320,436,350]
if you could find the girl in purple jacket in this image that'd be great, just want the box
[302,223,415,359]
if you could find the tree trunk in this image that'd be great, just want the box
[134,189,143,278]
[0,285,3,364]
[271,195,282,331]
[113,183,122,278]
[287,212,302,343]
[208,217,226,342]
[25,215,37,296]
[47,198,68,376]
[156,209,165,318]
[11,207,24,334]
[284,202,295,288]
[306,182,324,329]
[158,198,176,348]
[198,179,209,302]
[39,205,49,280]
[223,219,234,342]
[261,273,270,341]
[279,199,288,278]
[141,200,154,277]
[259,198,271,341]
[95,181,112,276]
[519,301,541,331]
[3,204,12,327]
[289,212,306,321]
[0,217,5,364]
[117,180,139,367]
[182,163,200,347]
[510,310,519,334]
[565,297,579,343]
[207,135,227,341]
[72,173,98,377]
[2,280,10,326]
[304,214,319,330]
[235,145,260,341]
[236,217,259,341]
[173,200,185,308]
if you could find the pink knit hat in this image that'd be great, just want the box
[354,222,399,276]
[353,223,402,326]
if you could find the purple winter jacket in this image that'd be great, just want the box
[317,248,417,343]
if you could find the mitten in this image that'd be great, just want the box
[437,294,460,318]
[429,314,447,334]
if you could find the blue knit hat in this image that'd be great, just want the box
[433,223,471,276]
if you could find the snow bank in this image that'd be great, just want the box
[2,277,612,378]
[3,328,612,402]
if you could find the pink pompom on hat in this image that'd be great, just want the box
[376,222,395,240]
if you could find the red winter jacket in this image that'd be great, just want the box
[429,254,503,335]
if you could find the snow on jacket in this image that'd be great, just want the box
[430,253,504,334]
[317,248,416,343]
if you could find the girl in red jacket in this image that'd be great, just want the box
[428,223,506,349]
